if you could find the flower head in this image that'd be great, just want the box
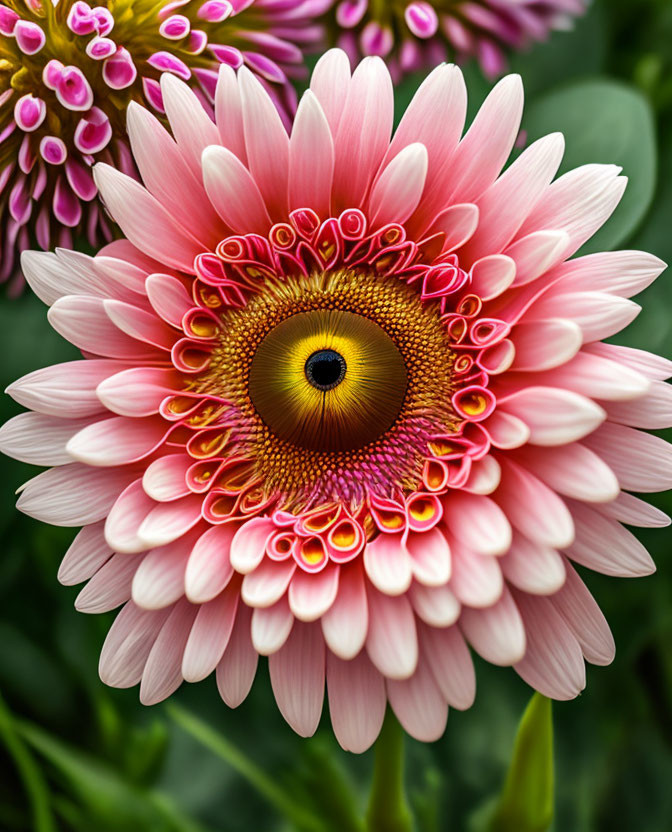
[327,0,587,79]
[2,51,670,752]
[0,0,325,291]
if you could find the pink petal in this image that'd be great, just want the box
[406,527,451,586]
[182,585,239,682]
[459,586,526,665]
[327,649,386,753]
[442,492,512,556]
[421,623,475,710]
[363,533,412,596]
[251,597,294,655]
[368,142,428,227]
[201,145,272,234]
[309,48,351,135]
[499,532,566,595]
[230,517,275,573]
[552,562,615,666]
[185,523,236,603]
[289,564,340,621]
[58,521,111,585]
[448,539,503,608]
[387,651,448,743]
[241,558,295,607]
[239,66,289,219]
[365,585,418,679]
[140,599,197,704]
[513,591,586,700]
[93,163,202,272]
[0,412,92,466]
[160,73,219,179]
[289,90,334,217]
[269,622,325,737]
[321,562,368,660]
[132,537,192,609]
[97,368,179,418]
[409,581,460,627]
[499,387,606,446]
[216,604,258,707]
[99,601,171,687]
[75,552,143,613]
[511,319,582,371]
[214,64,247,163]
[19,464,137,526]
[332,56,393,211]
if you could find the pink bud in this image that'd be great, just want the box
[54,66,94,111]
[91,6,114,36]
[86,35,116,60]
[102,46,137,89]
[142,76,165,113]
[404,1,439,38]
[40,136,68,165]
[147,50,191,80]
[336,0,367,28]
[209,44,243,68]
[197,0,232,23]
[67,1,96,35]
[18,134,36,173]
[159,13,190,39]
[53,176,82,227]
[14,94,46,132]
[65,158,97,201]
[186,29,208,54]
[43,59,65,90]
[9,179,31,224]
[157,0,189,21]
[359,21,394,56]
[0,4,19,36]
[74,106,112,153]
[14,20,46,54]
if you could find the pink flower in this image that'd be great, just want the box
[2,52,670,752]
[328,0,587,79]
[0,0,325,292]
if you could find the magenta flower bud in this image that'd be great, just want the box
[186,28,208,54]
[67,1,96,35]
[14,20,46,54]
[404,1,439,38]
[359,20,394,56]
[209,43,243,67]
[147,50,192,80]
[102,46,137,89]
[0,4,19,36]
[86,35,117,60]
[142,77,165,113]
[8,180,31,224]
[74,107,112,154]
[336,0,368,29]
[197,0,232,23]
[39,136,68,165]
[159,13,191,39]
[14,94,46,132]
[42,59,65,90]
[54,66,94,111]
[91,6,114,36]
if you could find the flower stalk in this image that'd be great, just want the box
[366,710,414,832]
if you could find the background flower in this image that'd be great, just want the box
[1,47,670,757]
[0,0,326,293]
[325,0,587,79]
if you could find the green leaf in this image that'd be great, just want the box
[0,693,56,832]
[167,703,325,832]
[523,79,657,253]
[488,694,554,832]
[16,717,206,832]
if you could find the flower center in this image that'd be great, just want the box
[248,309,408,453]
[192,268,456,510]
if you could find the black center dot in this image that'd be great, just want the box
[305,349,347,391]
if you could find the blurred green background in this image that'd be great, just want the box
[1,0,672,829]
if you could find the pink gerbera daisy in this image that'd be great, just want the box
[2,50,670,753]
[327,0,587,79]
[0,0,327,291]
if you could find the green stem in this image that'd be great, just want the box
[366,710,414,832]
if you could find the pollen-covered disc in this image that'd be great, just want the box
[249,309,408,452]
